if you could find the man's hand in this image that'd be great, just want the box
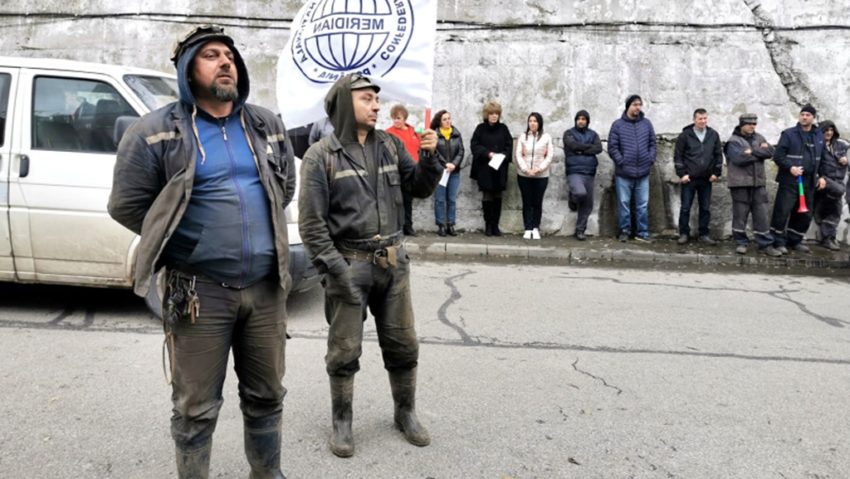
[839,156,848,166]
[817,177,827,190]
[680,174,690,184]
[445,163,456,173]
[790,166,804,177]
[709,174,718,183]
[419,129,438,153]
[760,142,770,148]
[744,149,752,155]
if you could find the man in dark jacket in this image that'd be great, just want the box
[563,109,602,240]
[108,26,295,478]
[673,108,723,245]
[298,74,441,458]
[813,120,848,251]
[725,113,781,256]
[608,95,657,242]
[770,104,827,254]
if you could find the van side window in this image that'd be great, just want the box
[32,76,139,153]
[0,73,10,147]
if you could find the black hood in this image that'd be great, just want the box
[574,110,590,129]
[175,34,249,110]
[324,74,367,143]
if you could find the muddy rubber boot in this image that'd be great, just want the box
[175,440,212,479]
[388,368,430,447]
[244,415,286,479]
[329,375,355,458]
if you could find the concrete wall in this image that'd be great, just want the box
[3,0,848,240]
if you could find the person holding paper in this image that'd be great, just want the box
[430,109,464,236]
[515,112,554,239]
[470,101,513,236]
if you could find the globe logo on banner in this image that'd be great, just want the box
[291,0,415,84]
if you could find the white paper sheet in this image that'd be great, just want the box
[438,169,451,187]
[488,153,505,170]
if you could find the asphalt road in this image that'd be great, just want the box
[0,262,848,479]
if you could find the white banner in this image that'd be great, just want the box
[276,0,438,128]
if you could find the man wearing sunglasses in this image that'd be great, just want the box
[109,25,295,478]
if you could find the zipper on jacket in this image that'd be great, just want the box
[221,118,252,287]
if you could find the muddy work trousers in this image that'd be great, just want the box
[813,190,843,241]
[770,179,815,247]
[164,270,288,450]
[730,186,773,248]
[323,247,419,377]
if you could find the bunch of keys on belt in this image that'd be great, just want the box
[187,276,200,324]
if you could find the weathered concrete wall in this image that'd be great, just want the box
[2,0,848,240]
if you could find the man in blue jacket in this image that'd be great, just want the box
[109,26,295,478]
[769,104,826,254]
[608,95,657,242]
[563,109,603,241]
[673,108,723,245]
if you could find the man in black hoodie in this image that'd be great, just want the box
[562,110,602,240]
[813,120,849,250]
[299,74,442,458]
[673,108,723,245]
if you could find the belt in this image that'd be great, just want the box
[339,244,401,269]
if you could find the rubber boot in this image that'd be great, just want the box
[175,440,212,479]
[490,198,503,236]
[388,368,430,447]
[244,414,286,479]
[329,375,355,458]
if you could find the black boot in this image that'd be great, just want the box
[388,368,430,447]
[482,200,492,236]
[329,375,355,458]
[244,414,286,479]
[437,224,446,237]
[175,440,212,479]
[446,224,457,236]
[490,198,503,236]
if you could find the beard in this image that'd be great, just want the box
[209,79,238,102]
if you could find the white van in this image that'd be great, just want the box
[0,56,319,302]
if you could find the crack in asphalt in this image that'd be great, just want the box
[557,274,847,328]
[436,270,477,344]
[768,286,850,328]
[571,358,623,395]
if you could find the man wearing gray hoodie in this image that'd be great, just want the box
[299,74,442,458]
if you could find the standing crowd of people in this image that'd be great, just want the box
[392,97,847,257]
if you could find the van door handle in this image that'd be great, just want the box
[19,155,30,178]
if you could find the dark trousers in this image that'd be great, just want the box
[814,190,843,241]
[517,176,548,230]
[165,271,287,449]
[402,189,414,229]
[568,174,595,234]
[730,186,773,248]
[323,247,419,377]
[679,178,713,237]
[770,179,814,247]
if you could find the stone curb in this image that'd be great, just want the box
[405,240,850,272]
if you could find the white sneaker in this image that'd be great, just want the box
[531,228,540,240]
[523,230,532,239]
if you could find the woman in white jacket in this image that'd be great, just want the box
[515,112,554,239]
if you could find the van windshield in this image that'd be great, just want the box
[124,75,178,110]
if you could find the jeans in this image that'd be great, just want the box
[678,178,713,237]
[615,175,650,237]
[517,176,548,230]
[434,173,461,225]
